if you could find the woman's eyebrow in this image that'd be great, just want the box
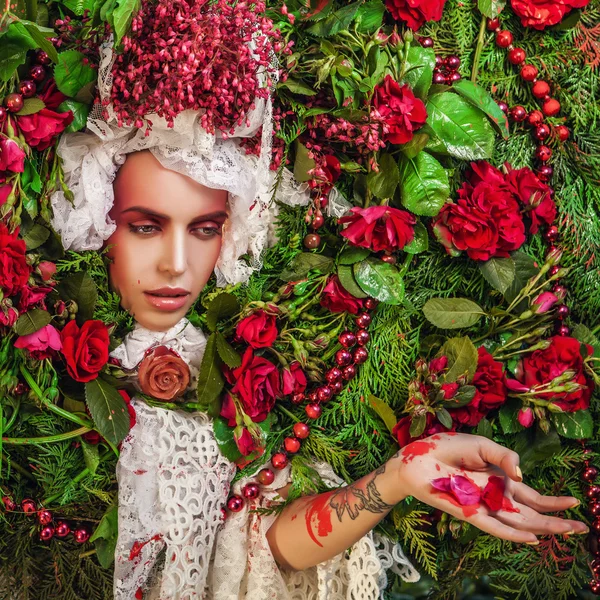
[189,211,229,224]
[121,206,168,219]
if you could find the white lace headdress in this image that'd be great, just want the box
[50,40,304,286]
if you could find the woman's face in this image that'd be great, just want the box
[107,150,228,331]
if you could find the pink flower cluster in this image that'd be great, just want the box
[109,0,285,134]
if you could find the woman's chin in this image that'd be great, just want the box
[132,309,188,332]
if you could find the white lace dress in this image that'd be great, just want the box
[111,319,420,600]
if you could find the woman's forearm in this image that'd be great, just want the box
[266,454,405,571]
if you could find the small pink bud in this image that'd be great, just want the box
[518,407,535,428]
[37,261,57,282]
[531,291,558,314]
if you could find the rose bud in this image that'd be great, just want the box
[531,291,558,314]
[37,261,57,282]
[518,407,535,428]
[545,246,563,265]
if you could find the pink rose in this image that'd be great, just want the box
[282,361,307,396]
[0,182,12,205]
[532,291,558,314]
[518,407,535,428]
[234,427,257,456]
[14,324,62,360]
[0,139,25,173]
[37,261,57,282]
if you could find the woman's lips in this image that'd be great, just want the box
[144,290,190,311]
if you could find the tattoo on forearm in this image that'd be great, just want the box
[304,463,394,547]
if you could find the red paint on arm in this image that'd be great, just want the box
[435,463,441,471]
[401,440,437,464]
[305,492,334,547]
[501,496,520,513]
[432,489,480,518]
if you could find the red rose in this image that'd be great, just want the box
[319,275,366,315]
[220,392,238,426]
[339,205,416,252]
[392,413,454,448]
[18,285,52,311]
[282,361,307,396]
[385,0,447,30]
[60,320,110,383]
[506,165,556,234]
[234,427,257,456]
[0,224,30,297]
[323,155,341,185]
[226,348,280,423]
[0,182,12,205]
[0,138,25,173]
[236,309,278,349]
[450,347,507,426]
[373,76,427,144]
[511,0,589,30]
[16,83,73,151]
[433,162,526,261]
[517,336,594,413]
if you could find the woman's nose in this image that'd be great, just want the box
[158,229,187,276]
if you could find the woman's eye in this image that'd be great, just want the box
[192,223,223,238]
[129,224,160,235]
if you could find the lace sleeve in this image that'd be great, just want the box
[210,461,420,600]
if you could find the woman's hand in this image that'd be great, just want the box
[389,432,588,544]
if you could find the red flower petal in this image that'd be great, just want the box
[449,475,481,506]
[481,475,506,511]
[431,477,451,492]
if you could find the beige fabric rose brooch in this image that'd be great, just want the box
[138,346,191,401]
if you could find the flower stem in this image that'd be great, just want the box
[2,426,91,445]
[471,16,488,83]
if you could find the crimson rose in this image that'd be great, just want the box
[449,347,507,426]
[0,139,25,173]
[320,275,366,315]
[0,224,30,297]
[236,309,278,349]
[385,0,447,30]
[226,348,280,423]
[393,412,454,447]
[517,336,593,412]
[339,205,416,253]
[433,162,526,260]
[373,75,427,144]
[511,0,589,30]
[282,361,307,396]
[60,320,110,383]
[16,83,73,151]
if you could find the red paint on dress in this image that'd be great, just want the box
[135,588,143,599]
[401,440,437,463]
[129,534,162,561]
[501,496,520,513]
[305,492,334,547]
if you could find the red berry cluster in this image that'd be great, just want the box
[433,54,462,85]
[2,496,89,543]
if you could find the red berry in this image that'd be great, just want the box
[532,80,550,99]
[364,298,378,310]
[486,17,500,31]
[557,305,570,319]
[284,437,301,453]
[40,526,55,541]
[331,380,343,394]
[21,499,37,515]
[495,30,513,48]
[342,365,356,380]
[257,468,275,485]
[335,349,352,367]
[497,101,508,114]
[18,80,36,98]
[356,330,370,346]
[380,254,397,264]
[73,528,90,543]
[5,93,24,113]
[325,367,342,383]
[271,452,288,469]
[549,265,561,277]
[227,495,244,512]
[509,105,527,122]
[291,393,305,405]
[449,72,461,83]
[2,497,16,511]
[445,55,460,70]
[419,37,433,48]
[508,47,526,65]
[537,166,553,182]
[35,50,51,65]
[55,521,70,538]
[535,145,552,162]
[542,98,560,116]
[242,483,260,499]
[303,234,320,249]
[527,110,544,126]
[555,125,570,142]
[433,72,447,85]
[0,107,7,122]
[356,313,372,329]
[520,64,538,81]
[584,468,599,482]
[556,324,570,337]
[317,385,333,402]
[534,124,551,141]
[592,503,600,517]
[545,225,559,241]
[315,195,328,209]
[305,403,322,419]
[353,347,368,365]
[311,214,324,230]
[338,331,357,348]
[293,422,310,439]
[37,510,53,526]
[29,65,46,82]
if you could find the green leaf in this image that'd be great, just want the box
[279,78,317,96]
[504,251,539,303]
[85,378,130,446]
[445,385,477,407]
[479,257,515,294]
[215,332,241,369]
[476,418,494,439]
[477,0,506,19]
[355,0,385,33]
[111,0,140,44]
[23,224,50,250]
[0,43,27,82]
[21,21,59,63]
[63,0,97,15]
[338,246,371,265]
[571,324,600,357]
[280,252,334,281]
[13,309,52,337]
[293,141,317,183]
[369,395,398,434]
[338,264,369,299]
[436,407,453,429]
[499,403,525,434]
[196,333,225,415]
[423,298,485,329]
[452,79,509,139]
[552,410,593,440]
[354,258,405,305]
[425,92,495,160]
[403,221,429,254]
[58,99,90,133]
[514,428,561,474]
[402,46,436,99]
[205,293,240,332]
[306,1,362,37]
[398,151,450,217]
[367,153,399,200]
[15,98,45,116]
[400,133,430,159]
[439,337,479,383]
[90,505,118,569]
[54,50,97,98]
[58,272,98,323]
[213,416,243,462]
[409,413,426,438]
[22,158,42,194]
[81,440,100,475]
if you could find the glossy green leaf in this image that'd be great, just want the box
[552,410,593,439]
[58,272,98,323]
[402,46,436,99]
[338,264,369,298]
[54,50,97,98]
[369,395,398,434]
[280,78,318,96]
[59,99,90,133]
[423,298,485,329]
[196,333,225,415]
[354,258,405,305]
[440,337,479,382]
[499,404,525,434]
[111,0,141,44]
[400,133,430,159]
[436,407,453,429]
[477,0,506,19]
[306,1,362,37]
[338,246,371,265]
[13,309,52,337]
[409,413,426,438]
[294,141,317,183]
[403,221,429,254]
[15,98,45,116]
[81,440,100,475]
[479,257,515,294]
[476,417,494,439]
[425,92,495,160]
[355,0,385,33]
[367,153,399,199]
[280,252,334,281]
[452,79,509,139]
[503,251,539,303]
[90,505,118,569]
[85,378,130,446]
[23,224,50,250]
[213,417,243,462]
[514,428,561,474]
[21,21,59,63]
[0,44,27,82]
[215,332,241,369]
[398,151,449,217]
[205,293,240,332]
